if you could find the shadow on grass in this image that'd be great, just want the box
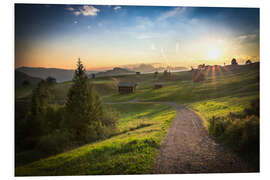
[110,123,153,138]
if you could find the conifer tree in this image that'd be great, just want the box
[65,58,103,142]
[23,80,51,147]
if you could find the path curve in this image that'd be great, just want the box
[155,102,252,174]
[104,100,253,173]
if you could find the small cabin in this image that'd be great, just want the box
[246,60,252,64]
[117,82,137,94]
[231,58,238,65]
[91,73,96,79]
[154,82,164,89]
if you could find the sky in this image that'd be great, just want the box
[15,4,259,70]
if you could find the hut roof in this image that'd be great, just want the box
[117,82,137,87]
[154,82,165,86]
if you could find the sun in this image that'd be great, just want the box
[206,46,222,60]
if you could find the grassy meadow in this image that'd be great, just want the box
[15,62,259,175]
[16,102,176,175]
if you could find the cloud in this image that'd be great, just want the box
[158,7,187,21]
[65,7,74,11]
[237,34,258,44]
[69,5,100,16]
[114,6,121,11]
[237,34,257,40]
[73,11,81,16]
[79,5,100,16]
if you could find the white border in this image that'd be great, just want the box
[13,0,261,8]
[1,0,270,180]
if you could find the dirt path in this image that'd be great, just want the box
[105,100,253,173]
[155,102,253,174]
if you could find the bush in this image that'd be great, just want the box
[18,104,65,152]
[36,130,72,154]
[209,116,228,137]
[243,98,259,117]
[209,99,259,155]
[83,109,119,143]
[223,115,259,153]
[45,105,65,133]
[102,109,119,131]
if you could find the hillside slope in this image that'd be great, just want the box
[15,102,176,176]
[16,66,97,82]
[15,62,259,175]
[15,70,42,87]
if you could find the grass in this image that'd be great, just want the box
[15,63,260,175]
[15,102,176,176]
[16,64,259,105]
[102,64,258,103]
[189,95,258,128]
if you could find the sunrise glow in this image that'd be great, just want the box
[206,46,222,60]
[15,5,260,70]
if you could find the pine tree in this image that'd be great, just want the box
[23,80,51,147]
[65,58,103,142]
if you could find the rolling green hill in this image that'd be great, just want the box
[15,62,259,175]
[16,102,176,175]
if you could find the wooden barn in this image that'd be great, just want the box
[91,73,96,79]
[154,82,164,89]
[117,82,137,94]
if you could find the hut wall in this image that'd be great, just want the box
[118,86,135,93]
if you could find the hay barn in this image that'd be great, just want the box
[117,82,137,94]
[154,82,164,89]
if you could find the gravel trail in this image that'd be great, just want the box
[155,102,253,174]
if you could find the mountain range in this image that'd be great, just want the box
[16,64,188,83]
[93,67,135,77]
[121,63,188,72]
[16,67,97,82]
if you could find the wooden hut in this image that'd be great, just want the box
[154,82,164,89]
[91,73,96,79]
[117,82,137,94]
[231,58,238,65]
[246,59,252,64]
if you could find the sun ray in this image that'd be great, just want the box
[211,65,216,85]
[216,65,224,77]
[223,65,232,74]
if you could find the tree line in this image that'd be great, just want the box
[16,59,118,155]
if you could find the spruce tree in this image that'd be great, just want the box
[65,58,103,142]
[23,80,51,147]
